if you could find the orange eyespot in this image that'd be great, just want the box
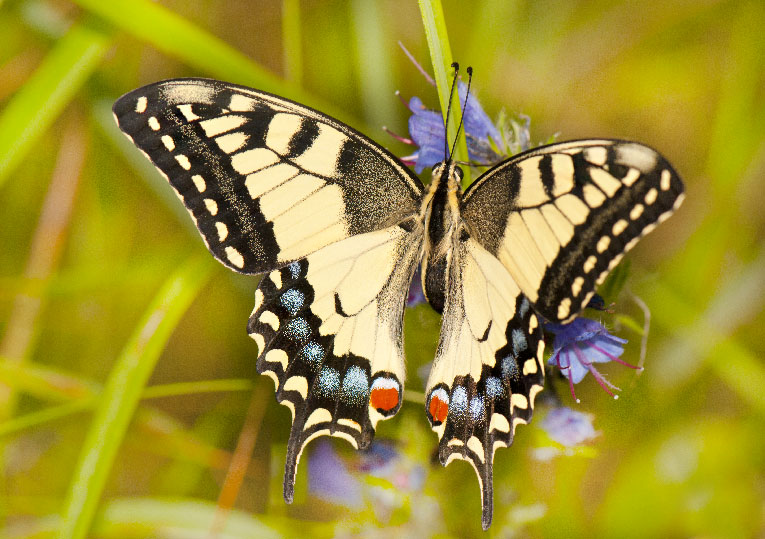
[428,388,450,424]
[370,387,399,411]
[428,394,449,424]
[369,376,401,412]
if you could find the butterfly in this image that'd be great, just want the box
[113,77,684,529]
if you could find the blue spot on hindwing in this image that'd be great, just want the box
[287,261,301,279]
[341,366,370,407]
[512,328,528,354]
[451,386,468,418]
[297,341,324,371]
[518,297,530,318]
[315,367,340,398]
[501,355,519,381]
[485,376,504,399]
[284,317,311,342]
[280,289,305,316]
[469,395,485,422]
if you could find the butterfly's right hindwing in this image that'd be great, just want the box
[424,235,544,530]
[247,223,423,501]
[112,79,423,274]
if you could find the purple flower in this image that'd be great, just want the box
[546,317,640,402]
[308,439,363,508]
[407,267,426,307]
[541,407,599,447]
[402,96,447,173]
[403,83,504,173]
[354,441,425,492]
[392,46,536,173]
[307,439,424,511]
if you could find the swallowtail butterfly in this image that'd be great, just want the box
[113,77,684,529]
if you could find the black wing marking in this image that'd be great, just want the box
[462,139,684,322]
[424,234,544,530]
[248,223,423,501]
[113,78,423,274]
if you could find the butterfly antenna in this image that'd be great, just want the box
[443,62,460,162]
[449,66,473,161]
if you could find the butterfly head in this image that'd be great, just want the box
[426,62,472,193]
[430,160,464,195]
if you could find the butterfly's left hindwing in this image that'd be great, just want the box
[424,234,544,530]
[248,222,423,501]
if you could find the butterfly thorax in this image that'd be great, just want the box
[420,162,464,313]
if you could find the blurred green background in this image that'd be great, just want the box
[1,0,763,537]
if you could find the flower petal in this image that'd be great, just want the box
[407,267,426,307]
[542,407,598,447]
[308,440,363,508]
[405,84,506,171]
[407,97,446,172]
[588,337,627,361]
[457,83,501,144]
[546,317,629,393]
[567,349,591,384]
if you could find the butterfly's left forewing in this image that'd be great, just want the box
[424,235,544,530]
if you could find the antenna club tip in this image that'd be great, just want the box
[451,61,459,70]
[467,66,473,75]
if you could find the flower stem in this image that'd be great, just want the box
[417,0,470,184]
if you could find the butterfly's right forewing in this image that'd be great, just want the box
[462,140,684,323]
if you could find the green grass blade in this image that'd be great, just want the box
[350,0,398,131]
[0,379,252,439]
[57,254,215,539]
[70,0,279,89]
[0,349,250,437]
[0,400,93,438]
[0,355,98,402]
[142,378,253,400]
[417,0,469,182]
[706,2,765,195]
[7,497,334,538]
[0,19,111,188]
[282,0,303,85]
[71,0,352,124]
[96,497,285,538]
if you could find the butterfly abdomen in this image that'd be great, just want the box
[421,163,464,314]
